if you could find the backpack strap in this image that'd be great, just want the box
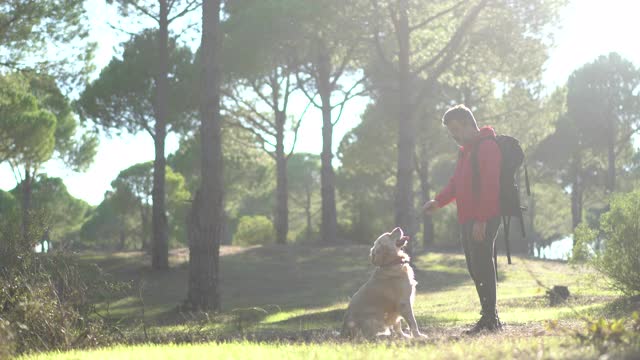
[524,161,531,196]
[503,216,512,265]
[495,215,514,279]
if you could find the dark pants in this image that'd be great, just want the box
[460,217,501,315]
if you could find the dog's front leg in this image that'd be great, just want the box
[399,302,427,339]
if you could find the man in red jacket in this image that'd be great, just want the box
[423,104,503,334]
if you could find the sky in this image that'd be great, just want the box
[1,0,639,206]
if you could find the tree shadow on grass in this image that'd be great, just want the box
[422,254,468,270]
[269,307,445,328]
[219,245,473,309]
[413,267,470,293]
[263,307,443,338]
[81,245,475,329]
[271,308,345,326]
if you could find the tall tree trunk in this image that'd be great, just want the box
[305,185,312,242]
[607,114,616,192]
[317,39,338,245]
[152,134,168,268]
[221,212,231,245]
[118,217,126,251]
[577,180,583,225]
[394,0,416,255]
[570,152,583,239]
[275,110,288,244]
[417,144,434,250]
[186,0,223,311]
[151,0,170,270]
[354,197,364,241]
[21,168,32,242]
[140,205,149,251]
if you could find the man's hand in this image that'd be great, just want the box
[422,200,439,216]
[472,221,486,242]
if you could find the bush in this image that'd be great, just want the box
[591,190,640,295]
[570,222,598,264]
[0,253,121,356]
[548,311,640,356]
[0,317,14,359]
[293,226,320,243]
[0,215,121,356]
[233,215,275,246]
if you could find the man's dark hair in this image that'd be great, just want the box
[442,104,478,129]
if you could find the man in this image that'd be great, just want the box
[423,104,503,334]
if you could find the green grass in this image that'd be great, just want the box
[20,337,640,360]
[19,244,640,359]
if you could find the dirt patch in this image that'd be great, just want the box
[418,320,580,343]
[160,320,581,345]
[500,294,617,308]
[82,246,263,268]
[169,246,262,264]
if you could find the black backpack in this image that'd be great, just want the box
[468,134,531,268]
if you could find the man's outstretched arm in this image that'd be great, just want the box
[424,175,456,215]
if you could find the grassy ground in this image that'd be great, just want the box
[21,338,640,360]
[19,244,640,359]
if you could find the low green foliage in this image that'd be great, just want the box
[233,216,275,246]
[570,222,597,263]
[548,311,640,356]
[594,191,640,295]
[0,317,14,359]
[0,217,126,357]
[572,190,640,295]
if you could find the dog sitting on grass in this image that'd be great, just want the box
[341,227,427,339]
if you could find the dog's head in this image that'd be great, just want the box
[369,227,410,266]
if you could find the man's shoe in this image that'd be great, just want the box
[485,314,503,332]
[463,312,503,336]
[463,313,490,336]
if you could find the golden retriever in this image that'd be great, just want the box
[341,227,427,339]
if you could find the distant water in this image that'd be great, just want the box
[533,236,573,260]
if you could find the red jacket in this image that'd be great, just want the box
[435,126,501,224]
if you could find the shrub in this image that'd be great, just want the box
[293,226,320,243]
[233,215,275,246]
[548,311,640,356]
[0,253,121,355]
[591,190,640,295]
[570,222,598,264]
[0,215,121,356]
[0,317,14,359]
